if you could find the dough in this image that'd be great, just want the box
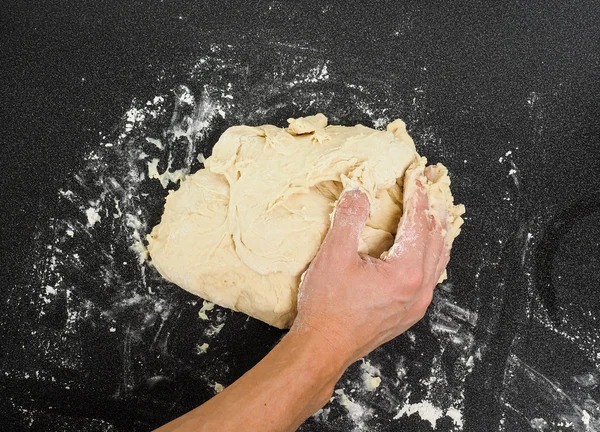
[147,114,464,328]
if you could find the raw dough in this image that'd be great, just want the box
[147,114,464,328]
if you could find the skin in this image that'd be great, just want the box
[156,165,451,432]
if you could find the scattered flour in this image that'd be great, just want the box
[334,389,372,426]
[360,359,382,391]
[85,207,101,227]
[394,401,444,428]
[25,43,492,430]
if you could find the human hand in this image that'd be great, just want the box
[291,164,451,366]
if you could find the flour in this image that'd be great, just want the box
[334,389,373,431]
[147,158,186,188]
[85,207,101,227]
[22,42,478,429]
[287,62,329,87]
[573,372,598,388]
[394,401,444,428]
[22,60,235,403]
[446,407,464,428]
[527,91,540,107]
[503,354,600,431]
[521,211,600,370]
[204,323,226,337]
[360,359,382,391]
[145,137,164,150]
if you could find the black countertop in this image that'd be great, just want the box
[2,1,600,431]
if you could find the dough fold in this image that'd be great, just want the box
[147,115,464,328]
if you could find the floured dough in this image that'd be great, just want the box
[147,114,464,328]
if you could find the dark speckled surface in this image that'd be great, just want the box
[2,1,600,431]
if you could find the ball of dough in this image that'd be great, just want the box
[147,114,464,328]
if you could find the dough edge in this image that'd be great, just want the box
[147,114,464,329]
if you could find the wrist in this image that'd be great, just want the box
[286,323,354,376]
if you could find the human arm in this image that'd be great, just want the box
[156,165,451,432]
[155,326,347,432]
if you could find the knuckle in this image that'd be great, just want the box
[336,191,369,214]
[336,201,368,219]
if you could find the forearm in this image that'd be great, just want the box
[156,328,349,432]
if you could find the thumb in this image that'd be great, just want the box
[321,188,370,260]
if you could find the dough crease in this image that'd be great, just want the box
[147,114,464,328]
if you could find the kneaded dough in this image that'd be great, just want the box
[147,114,464,328]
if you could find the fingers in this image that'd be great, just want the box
[435,249,450,283]
[385,161,454,312]
[384,165,429,271]
[421,167,450,289]
[320,188,370,261]
[420,228,445,290]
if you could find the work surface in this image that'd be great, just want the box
[2,1,600,430]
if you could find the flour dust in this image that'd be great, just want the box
[17,42,532,431]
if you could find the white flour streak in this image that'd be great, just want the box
[573,372,598,388]
[498,146,520,190]
[287,61,330,87]
[360,359,382,391]
[447,407,464,428]
[85,207,101,227]
[24,56,242,402]
[507,160,520,188]
[334,388,373,430]
[27,43,479,430]
[504,354,600,431]
[394,401,444,428]
[530,417,549,430]
[527,91,540,107]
